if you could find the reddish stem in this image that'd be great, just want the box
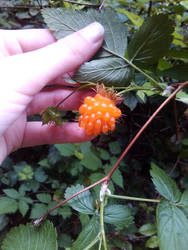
[106,81,188,181]
[33,81,188,225]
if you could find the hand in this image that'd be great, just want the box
[0,22,104,164]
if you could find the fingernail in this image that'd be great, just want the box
[80,22,104,43]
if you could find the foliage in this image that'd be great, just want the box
[0,0,188,249]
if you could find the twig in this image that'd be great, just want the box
[106,81,188,182]
[33,81,188,226]
[32,177,106,226]
[148,1,152,16]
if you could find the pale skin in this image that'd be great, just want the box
[0,22,104,164]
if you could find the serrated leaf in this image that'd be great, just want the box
[109,141,121,155]
[81,152,102,171]
[104,205,133,229]
[55,144,75,157]
[127,14,174,68]
[104,165,124,188]
[0,197,18,215]
[42,8,132,86]
[150,162,181,202]
[36,193,51,203]
[58,207,72,219]
[42,8,127,55]
[3,189,20,199]
[71,215,100,250]
[2,220,58,250]
[139,223,157,236]
[18,200,29,217]
[74,57,132,87]
[30,203,47,219]
[157,200,188,250]
[64,184,95,214]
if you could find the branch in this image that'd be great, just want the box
[33,81,188,226]
[106,81,188,181]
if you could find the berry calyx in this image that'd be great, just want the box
[78,86,122,135]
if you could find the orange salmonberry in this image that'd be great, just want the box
[78,92,122,136]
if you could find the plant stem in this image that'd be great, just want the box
[107,194,160,203]
[55,83,95,108]
[117,86,157,95]
[100,200,108,250]
[32,177,106,226]
[103,47,161,89]
[106,81,188,182]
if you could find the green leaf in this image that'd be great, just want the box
[150,162,181,202]
[42,8,132,87]
[71,216,100,250]
[157,200,188,250]
[176,90,188,105]
[104,205,133,229]
[123,92,138,111]
[146,236,158,249]
[99,148,110,160]
[116,9,143,27]
[30,203,47,219]
[158,64,188,81]
[109,141,121,155]
[58,207,72,219]
[81,152,102,171]
[55,143,75,157]
[139,223,157,236]
[179,189,188,213]
[18,200,29,217]
[0,197,18,215]
[2,220,58,250]
[79,213,90,228]
[182,138,188,146]
[127,14,174,68]
[34,168,47,182]
[64,184,95,214]
[165,48,188,60]
[3,189,20,199]
[104,165,124,188]
[73,57,132,87]
[36,193,51,203]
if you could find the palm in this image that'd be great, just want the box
[0,24,103,163]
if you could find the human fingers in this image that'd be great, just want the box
[21,122,94,148]
[27,87,94,115]
[0,29,56,56]
[1,22,104,97]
